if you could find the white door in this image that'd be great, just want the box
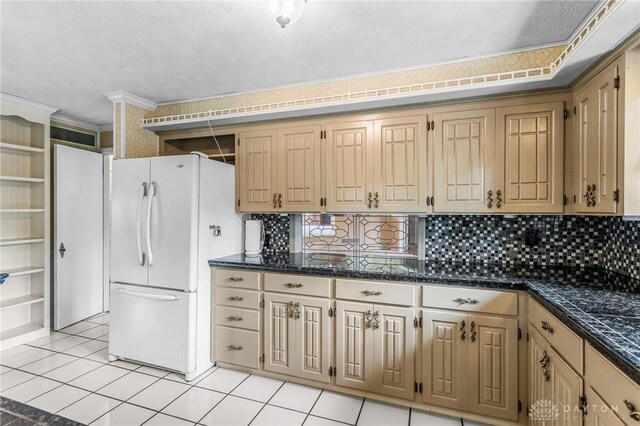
[54,145,104,330]
[147,155,199,291]
[110,157,150,287]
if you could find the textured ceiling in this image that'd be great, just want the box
[0,1,598,124]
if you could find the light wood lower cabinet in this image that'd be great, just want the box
[422,309,518,421]
[263,293,331,383]
[336,301,415,399]
[583,386,625,426]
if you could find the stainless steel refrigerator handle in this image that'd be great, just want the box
[136,182,148,266]
[146,182,157,266]
[115,288,179,301]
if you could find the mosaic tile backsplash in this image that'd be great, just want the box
[252,214,640,280]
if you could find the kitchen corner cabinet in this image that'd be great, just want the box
[495,102,564,213]
[336,301,415,399]
[237,129,278,212]
[432,109,496,213]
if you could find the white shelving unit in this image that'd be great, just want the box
[0,94,57,349]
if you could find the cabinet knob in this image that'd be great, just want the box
[541,321,554,334]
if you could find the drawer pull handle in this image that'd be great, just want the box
[362,290,382,296]
[285,282,303,288]
[371,310,380,329]
[227,344,243,351]
[227,316,243,321]
[541,321,554,334]
[228,296,244,302]
[460,320,466,340]
[453,297,479,305]
[540,350,551,382]
[624,400,640,422]
[365,310,373,328]
[228,277,244,282]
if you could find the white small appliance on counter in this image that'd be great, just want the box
[244,219,264,256]
[109,154,242,381]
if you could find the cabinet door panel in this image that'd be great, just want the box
[549,347,583,426]
[468,315,518,421]
[278,125,322,212]
[324,121,373,212]
[528,326,552,423]
[583,386,625,426]
[422,309,467,410]
[373,116,427,212]
[238,130,277,212]
[263,293,294,375]
[336,301,374,392]
[373,305,415,400]
[495,103,564,213]
[433,109,495,213]
[295,296,331,383]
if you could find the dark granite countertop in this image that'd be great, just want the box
[209,252,640,386]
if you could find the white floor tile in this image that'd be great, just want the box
[165,366,216,384]
[92,402,155,426]
[162,386,225,422]
[76,324,109,339]
[462,420,491,426]
[86,348,110,364]
[97,334,110,342]
[109,359,140,370]
[304,416,347,426]
[20,353,77,375]
[60,321,101,335]
[0,370,36,391]
[269,382,322,413]
[136,365,170,378]
[96,371,158,401]
[1,377,60,402]
[251,405,307,426]
[196,368,249,393]
[199,395,264,426]
[40,335,90,352]
[68,365,130,391]
[0,365,11,374]
[1,344,32,360]
[1,347,53,368]
[144,413,194,426]
[26,332,69,347]
[128,378,190,411]
[62,339,108,357]
[357,400,409,426]
[43,358,103,382]
[411,410,461,426]
[28,384,89,413]
[311,391,363,425]
[86,313,110,325]
[57,393,120,424]
[231,375,283,403]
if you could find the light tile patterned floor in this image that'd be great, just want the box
[0,313,484,425]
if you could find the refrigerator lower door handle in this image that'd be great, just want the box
[115,287,180,301]
[146,181,156,266]
[136,182,147,266]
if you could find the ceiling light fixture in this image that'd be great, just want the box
[268,0,307,29]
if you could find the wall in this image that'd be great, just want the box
[124,103,158,158]
[99,130,113,149]
[253,214,640,280]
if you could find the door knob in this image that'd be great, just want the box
[59,242,66,258]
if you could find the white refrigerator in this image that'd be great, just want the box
[109,154,241,381]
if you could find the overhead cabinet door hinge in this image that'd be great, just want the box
[518,328,522,340]
[328,366,336,377]
[237,199,240,207]
[414,382,423,393]
[413,317,419,328]
[563,108,569,119]
[614,75,620,90]
[426,121,431,131]
[574,106,577,115]
[563,195,568,206]
[518,400,522,413]
[613,189,620,203]
[260,298,265,308]
[328,307,334,317]
[237,138,240,146]
[419,317,423,328]
[260,354,265,363]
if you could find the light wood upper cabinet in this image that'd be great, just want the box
[277,125,322,212]
[237,129,278,212]
[324,121,374,212]
[336,301,374,392]
[495,102,564,213]
[573,64,619,214]
[372,116,427,212]
[433,109,495,213]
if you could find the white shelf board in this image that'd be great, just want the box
[1,266,45,277]
[0,209,44,213]
[0,238,45,246]
[0,323,44,342]
[0,142,44,153]
[0,176,45,183]
[0,295,44,310]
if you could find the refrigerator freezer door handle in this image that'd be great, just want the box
[146,182,156,266]
[116,287,180,301]
[136,182,147,266]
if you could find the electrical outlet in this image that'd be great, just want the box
[524,228,540,247]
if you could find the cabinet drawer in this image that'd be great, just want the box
[215,306,260,331]
[585,344,640,423]
[422,285,518,316]
[264,273,331,298]
[214,269,261,290]
[529,298,583,373]
[335,279,415,306]
[215,288,260,309]
[215,326,260,369]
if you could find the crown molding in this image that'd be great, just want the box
[0,92,59,115]
[98,123,113,132]
[51,113,100,132]
[105,91,157,111]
